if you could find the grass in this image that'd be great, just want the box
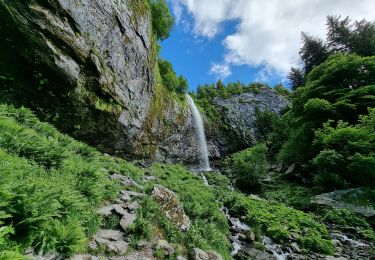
[0,104,143,257]
[206,173,335,255]
[140,164,232,260]
[322,208,375,241]
[261,180,314,210]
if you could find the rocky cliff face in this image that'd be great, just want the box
[0,0,199,163]
[206,87,289,158]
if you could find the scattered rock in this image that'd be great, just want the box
[95,229,124,241]
[69,255,100,260]
[29,253,62,260]
[89,229,128,255]
[152,185,191,231]
[97,205,115,217]
[247,231,256,242]
[191,248,209,260]
[144,175,157,181]
[311,188,375,217]
[120,191,145,203]
[325,257,347,260]
[155,239,175,256]
[106,240,128,255]
[238,233,247,241]
[236,248,276,260]
[177,256,188,260]
[290,242,301,253]
[126,201,140,212]
[119,212,137,232]
[207,250,223,260]
[110,174,129,181]
[113,205,129,216]
[136,240,147,249]
[285,163,296,175]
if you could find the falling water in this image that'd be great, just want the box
[186,95,211,171]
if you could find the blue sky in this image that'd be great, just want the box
[160,6,284,92]
[160,0,375,92]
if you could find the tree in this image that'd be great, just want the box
[327,15,375,56]
[288,67,305,90]
[279,53,375,176]
[291,16,375,88]
[299,32,330,74]
[158,59,189,95]
[229,144,268,192]
[149,0,174,40]
[177,75,188,95]
[274,83,290,96]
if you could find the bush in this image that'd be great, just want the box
[150,164,231,259]
[221,192,335,254]
[158,59,188,95]
[227,144,268,192]
[0,104,143,256]
[149,0,174,40]
[322,209,375,241]
[261,181,313,210]
[313,109,375,187]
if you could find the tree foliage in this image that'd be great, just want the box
[226,144,268,192]
[289,16,375,89]
[158,59,188,95]
[279,54,375,188]
[299,33,330,74]
[149,0,174,40]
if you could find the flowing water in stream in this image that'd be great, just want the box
[187,95,211,172]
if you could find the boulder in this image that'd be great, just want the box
[206,250,223,260]
[311,189,375,217]
[119,212,137,232]
[152,185,191,231]
[191,248,209,260]
[89,229,128,255]
[69,255,100,260]
[155,239,175,256]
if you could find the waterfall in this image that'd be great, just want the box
[186,95,211,171]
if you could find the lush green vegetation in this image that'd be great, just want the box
[289,16,375,90]
[158,59,189,95]
[204,173,335,255]
[279,54,375,188]
[322,209,375,241]
[195,81,288,101]
[0,105,142,257]
[145,164,232,259]
[148,0,174,40]
[224,144,268,192]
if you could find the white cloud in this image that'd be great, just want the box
[210,62,232,79]
[171,0,375,79]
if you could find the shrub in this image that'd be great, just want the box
[149,0,174,40]
[158,59,189,95]
[0,104,143,256]
[227,144,268,192]
[221,192,334,254]
[150,164,231,259]
[322,208,375,242]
